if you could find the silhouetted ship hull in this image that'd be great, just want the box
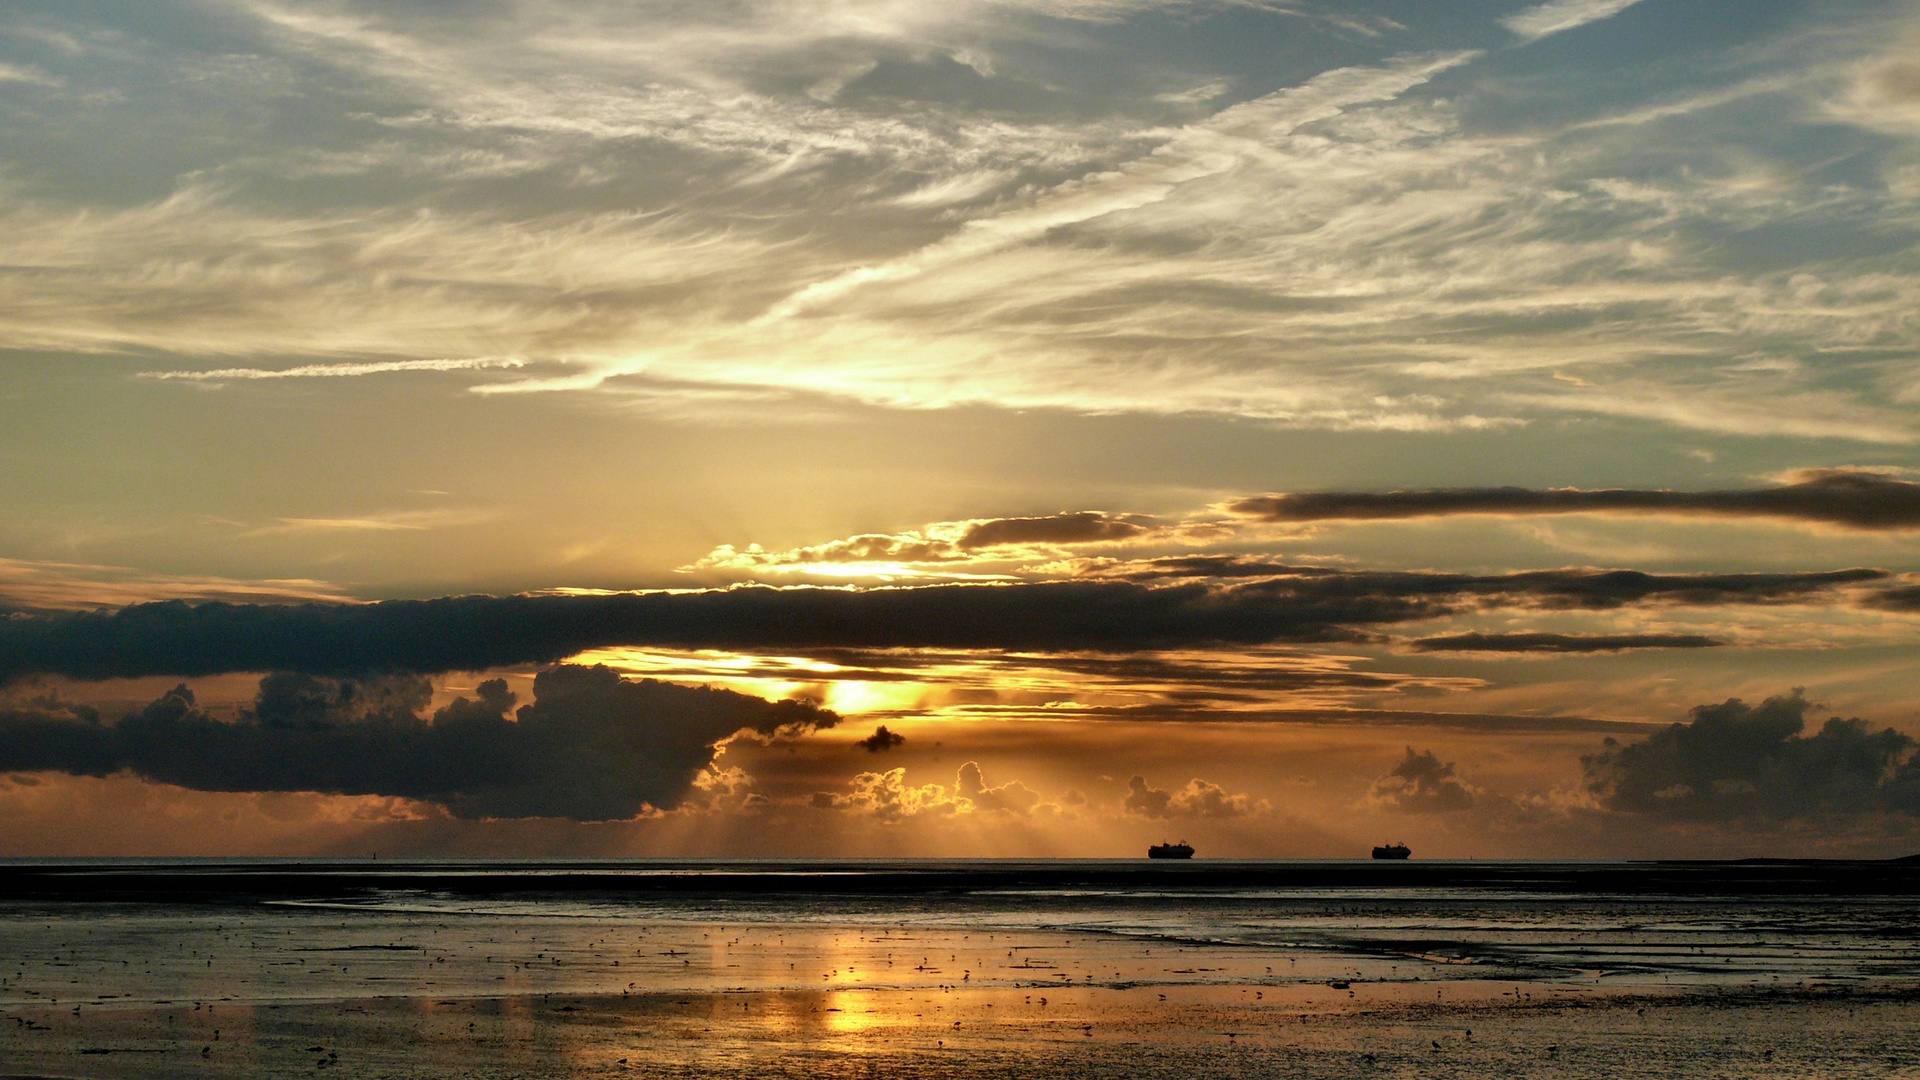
[1148,842,1194,859]
[1371,843,1411,860]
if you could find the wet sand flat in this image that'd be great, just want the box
[7,984,1920,1079]
[4,859,1920,1077]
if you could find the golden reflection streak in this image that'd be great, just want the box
[820,989,880,1037]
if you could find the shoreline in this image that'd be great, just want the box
[6,858,1920,904]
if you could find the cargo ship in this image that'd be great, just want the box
[1148,841,1194,859]
[1371,842,1411,860]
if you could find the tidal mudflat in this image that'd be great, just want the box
[2,860,1918,1078]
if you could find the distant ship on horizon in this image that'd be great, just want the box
[1148,841,1194,859]
[1371,842,1411,860]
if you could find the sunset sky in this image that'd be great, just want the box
[5,0,1920,859]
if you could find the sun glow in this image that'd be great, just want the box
[560,642,1490,726]
[818,680,925,715]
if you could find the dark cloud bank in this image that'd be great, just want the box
[1408,632,1723,653]
[0,665,836,820]
[1231,471,1920,529]
[957,512,1154,549]
[1866,583,1920,612]
[0,567,1885,683]
[1587,691,1920,821]
[1356,694,1920,828]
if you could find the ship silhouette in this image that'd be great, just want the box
[1371,842,1411,860]
[1148,840,1194,859]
